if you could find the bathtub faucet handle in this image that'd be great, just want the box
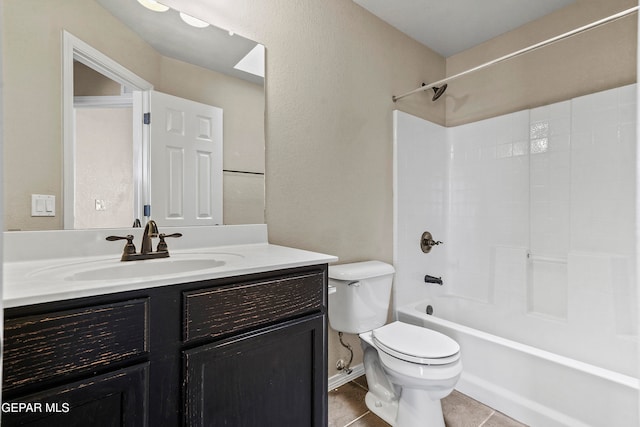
[421,231,443,253]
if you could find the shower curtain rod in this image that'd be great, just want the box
[392,5,639,102]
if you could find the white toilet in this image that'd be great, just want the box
[328,261,462,427]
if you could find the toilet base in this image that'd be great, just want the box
[397,387,445,427]
[365,388,445,427]
[365,391,398,426]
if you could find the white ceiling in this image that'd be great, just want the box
[353,0,577,57]
[95,0,264,84]
[96,0,577,81]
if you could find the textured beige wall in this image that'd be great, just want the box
[445,0,637,126]
[162,0,447,378]
[1,0,265,230]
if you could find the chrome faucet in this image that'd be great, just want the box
[106,219,182,261]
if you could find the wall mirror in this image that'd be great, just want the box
[2,0,265,231]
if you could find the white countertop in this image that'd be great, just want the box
[3,225,338,308]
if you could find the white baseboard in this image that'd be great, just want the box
[327,363,365,391]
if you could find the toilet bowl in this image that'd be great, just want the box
[360,321,462,426]
[328,261,461,427]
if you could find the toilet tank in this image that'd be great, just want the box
[328,261,395,334]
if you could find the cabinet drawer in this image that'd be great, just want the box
[183,270,324,343]
[3,298,149,392]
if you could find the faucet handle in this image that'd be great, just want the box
[106,235,136,256]
[420,231,443,253]
[157,233,182,252]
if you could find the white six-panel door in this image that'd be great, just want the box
[149,91,223,226]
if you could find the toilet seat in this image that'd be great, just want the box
[372,321,460,365]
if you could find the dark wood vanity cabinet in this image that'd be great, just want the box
[2,264,328,427]
[184,313,325,426]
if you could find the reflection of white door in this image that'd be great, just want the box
[149,91,223,226]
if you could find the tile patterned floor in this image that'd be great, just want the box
[328,376,528,427]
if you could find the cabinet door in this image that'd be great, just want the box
[184,314,327,427]
[1,363,149,427]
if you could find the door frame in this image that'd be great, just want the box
[62,31,153,229]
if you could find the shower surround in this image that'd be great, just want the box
[393,84,638,425]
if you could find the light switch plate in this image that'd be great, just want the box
[32,194,55,217]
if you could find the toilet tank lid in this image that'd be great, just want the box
[328,261,395,281]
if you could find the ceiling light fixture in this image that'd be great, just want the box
[179,12,210,28]
[136,0,169,12]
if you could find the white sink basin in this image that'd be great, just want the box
[70,258,225,281]
[27,253,243,282]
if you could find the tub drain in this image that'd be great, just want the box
[426,305,434,315]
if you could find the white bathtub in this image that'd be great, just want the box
[397,301,639,427]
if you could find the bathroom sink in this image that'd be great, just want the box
[69,258,225,281]
[27,253,243,282]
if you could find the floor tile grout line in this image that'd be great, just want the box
[478,410,496,427]
[331,382,526,427]
[343,411,371,427]
[350,380,369,393]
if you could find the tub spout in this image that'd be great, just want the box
[425,274,443,285]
